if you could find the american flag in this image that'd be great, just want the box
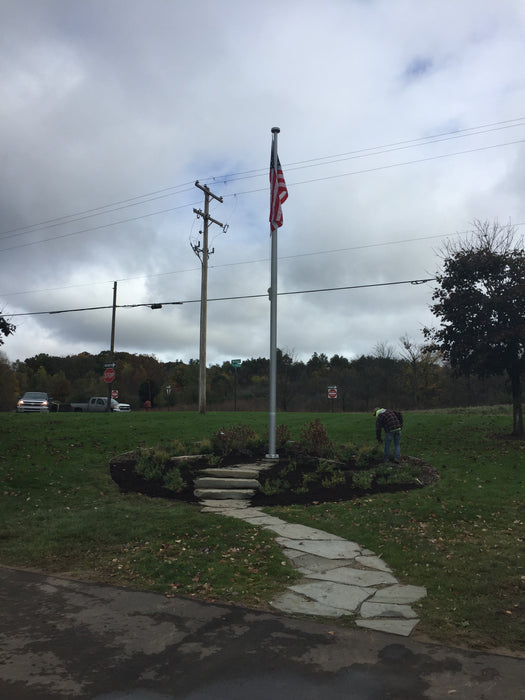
[269,149,288,231]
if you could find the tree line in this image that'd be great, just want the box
[0,342,510,413]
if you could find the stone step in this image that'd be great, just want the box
[194,488,256,500]
[200,500,252,511]
[194,477,260,490]
[199,468,261,479]
[193,461,274,504]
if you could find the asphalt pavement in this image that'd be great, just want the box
[0,565,523,699]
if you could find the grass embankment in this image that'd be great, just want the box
[0,409,523,654]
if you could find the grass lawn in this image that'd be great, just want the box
[0,408,523,654]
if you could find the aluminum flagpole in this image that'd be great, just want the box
[267,126,287,458]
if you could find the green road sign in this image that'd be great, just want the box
[231,359,242,367]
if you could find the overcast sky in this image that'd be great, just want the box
[1,0,525,368]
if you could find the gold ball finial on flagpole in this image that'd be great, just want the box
[271,127,280,133]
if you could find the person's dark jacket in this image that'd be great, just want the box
[376,409,403,441]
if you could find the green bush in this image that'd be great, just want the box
[300,471,320,489]
[376,464,420,485]
[292,459,347,493]
[334,443,358,463]
[352,470,375,490]
[163,466,184,493]
[197,438,213,454]
[133,448,190,495]
[135,447,170,481]
[316,459,346,488]
[168,439,188,455]
[321,470,346,489]
[352,444,382,469]
[276,460,300,479]
[259,477,291,496]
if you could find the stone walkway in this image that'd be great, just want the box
[200,499,427,637]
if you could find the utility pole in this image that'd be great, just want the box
[192,181,226,414]
[106,281,117,412]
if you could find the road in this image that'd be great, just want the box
[0,566,523,699]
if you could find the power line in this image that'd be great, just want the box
[1,116,524,245]
[279,117,525,167]
[5,277,435,317]
[4,222,525,299]
[1,136,522,254]
[216,118,525,183]
[0,185,198,243]
[228,138,525,194]
[0,199,202,253]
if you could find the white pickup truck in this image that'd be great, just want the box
[70,397,131,412]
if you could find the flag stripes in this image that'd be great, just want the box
[269,150,288,231]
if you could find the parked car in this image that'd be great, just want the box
[17,392,51,413]
[70,397,131,412]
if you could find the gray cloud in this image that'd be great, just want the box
[2,0,525,366]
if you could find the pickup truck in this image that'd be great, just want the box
[17,391,51,413]
[70,397,131,412]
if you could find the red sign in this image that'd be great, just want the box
[327,387,338,399]
[111,390,118,399]
[103,367,116,383]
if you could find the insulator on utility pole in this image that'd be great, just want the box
[192,181,226,415]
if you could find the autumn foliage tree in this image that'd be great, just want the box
[424,220,525,436]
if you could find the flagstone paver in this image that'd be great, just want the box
[197,465,427,637]
[369,583,428,604]
[360,601,419,619]
[285,553,357,573]
[305,567,398,588]
[274,537,362,560]
[261,522,347,541]
[288,580,371,611]
[267,591,347,618]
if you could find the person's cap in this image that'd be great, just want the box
[373,407,381,416]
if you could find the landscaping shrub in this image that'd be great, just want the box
[274,423,292,451]
[296,418,334,458]
[135,447,170,482]
[351,470,375,490]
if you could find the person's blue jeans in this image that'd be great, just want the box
[384,429,401,462]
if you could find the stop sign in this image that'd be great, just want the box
[327,387,338,399]
[103,367,116,383]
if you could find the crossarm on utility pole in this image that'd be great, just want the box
[195,180,223,203]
